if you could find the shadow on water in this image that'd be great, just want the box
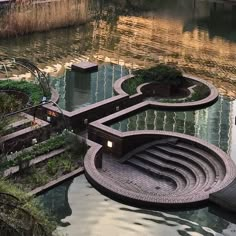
[38,180,73,226]
[38,175,236,236]
[184,2,236,42]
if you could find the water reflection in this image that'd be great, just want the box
[65,71,92,111]
[3,0,236,235]
[39,174,234,236]
[50,63,129,111]
[38,180,73,226]
[0,0,236,97]
[184,2,236,42]
[110,97,234,154]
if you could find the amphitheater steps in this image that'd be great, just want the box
[153,145,217,191]
[127,158,186,193]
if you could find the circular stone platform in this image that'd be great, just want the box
[84,131,236,209]
[113,74,219,110]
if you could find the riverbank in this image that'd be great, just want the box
[0,0,89,38]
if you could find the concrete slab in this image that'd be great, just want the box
[71,62,98,73]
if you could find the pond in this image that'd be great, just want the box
[110,97,236,159]
[39,174,235,236]
[0,0,236,97]
[1,0,236,235]
[50,63,129,111]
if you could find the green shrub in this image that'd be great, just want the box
[46,159,59,176]
[0,134,66,171]
[0,92,24,114]
[64,131,88,162]
[123,64,183,95]
[135,64,182,83]
[0,80,44,104]
[32,172,49,187]
[0,116,9,136]
[61,159,72,174]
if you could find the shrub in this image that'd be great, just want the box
[0,179,56,235]
[46,159,59,176]
[135,64,182,84]
[64,131,88,162]
[0,80,44,105]
[123,64,183,95]
[0,134,66,171]
[0,92,24,114]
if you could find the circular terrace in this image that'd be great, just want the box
[84,131,236,209]
[113,73,219,110]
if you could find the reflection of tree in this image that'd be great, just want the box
[38,180,73,226]
[184,4,236,42]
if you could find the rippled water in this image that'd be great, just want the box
[1,0,236,235]
[1,0,236,96]
[39,175,235,236]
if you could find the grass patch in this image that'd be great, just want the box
[2,131,87,191]
[11,151,83,192]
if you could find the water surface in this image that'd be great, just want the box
[1,0,236,97]
[50,63,129,111]
[1,0,236,235]
[39,175,235,236]
[110,97,235,156]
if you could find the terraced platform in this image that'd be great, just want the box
[84,133,236,209]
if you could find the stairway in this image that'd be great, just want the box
[123,139,227,198]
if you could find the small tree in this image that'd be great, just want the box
[134,64,183,95]
[134,64,183,86]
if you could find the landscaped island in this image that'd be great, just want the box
[122,64,213,103]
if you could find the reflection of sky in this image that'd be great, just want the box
[55,175,230,236]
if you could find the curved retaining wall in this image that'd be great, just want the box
[84,130,236,208]
[113,74,219,110]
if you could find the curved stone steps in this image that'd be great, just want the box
[154,145,216,191]
[127,158,186,193]
[85,131,236,208]
[169,142,225,188]
[135,152,196,190]
[144,148,204,195]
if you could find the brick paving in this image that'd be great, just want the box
[84,130,236,208]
